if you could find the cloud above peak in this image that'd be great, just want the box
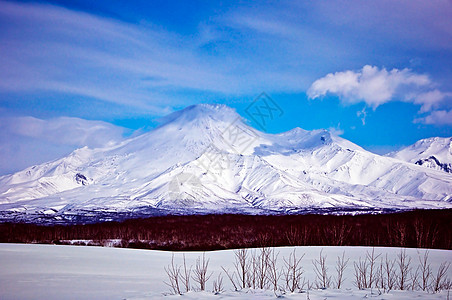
[307,65,447,112]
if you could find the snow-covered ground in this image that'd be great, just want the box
[0,244,450,299]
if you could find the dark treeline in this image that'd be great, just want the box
[0,209,451,250]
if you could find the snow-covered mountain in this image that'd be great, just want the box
[387,137,452,174]
[1,104,451,223]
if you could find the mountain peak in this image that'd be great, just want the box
[1,105,452,223]
[158,104,241,127]
[388,136,452,174]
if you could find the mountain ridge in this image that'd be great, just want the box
[1,104,451,223]
[387,137,452,174]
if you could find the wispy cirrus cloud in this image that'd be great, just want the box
[0,0,312,114]
[0,1,245,113]
[0,115,129,175]
[1,0,451,116]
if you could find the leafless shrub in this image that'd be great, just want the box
[165,247,449,295]
[335,251,349,289]
[353,256,368,289]
[181,254,192,292]
[222,248,252,290]
[410,265,420,291]
[254,247,271,289]
[164,254,181,295]
[396,249,412,290]
[247,250,257,288]
[221,266,238,291]
[375,257,385,290]
[234,249,250,289]
[352,248,380,290]
[313,249,331,289]
[383,254,397,291]
[192,253,213,291]
[442,278,452,291]
[282,249,305,292]
[212,273,224,294]
[433,261,451,293]
[367,248,381,289]
[417,250,432,291]
[267,248,281,291]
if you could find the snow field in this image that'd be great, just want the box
[0,244,451,299]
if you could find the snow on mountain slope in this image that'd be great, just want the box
[388,137,452,173]
[0,104,451,223]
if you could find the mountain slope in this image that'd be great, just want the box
[388,137,452,173]
[1,104,451,223]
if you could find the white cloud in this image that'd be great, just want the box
[307,65,447,110]
[328,125,344,136]
[356,107,367,125]
[0,1,240,111]
[0,116,128,175]
[414,110,452,126]
[0,0,313,112]
[9,116,127,148]
[1,1,451,115]
[413,90,450,113]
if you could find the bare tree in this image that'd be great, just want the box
[413,218,438,249]
[286,226,299,246]
[192,253,213,291]
[413,218,425,248]
[335,251,349,289]
[313,249,331,289]
[324,221,351,246]
[256,232,273,247]
[282,249,305,292]
[212,273,224,294]
[433,261,450,293]
[396,249,412,290]
[393,222,408,247]
[285,226,308,246]
[164,254,182,295]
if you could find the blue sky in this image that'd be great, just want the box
[0,0,451,174]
